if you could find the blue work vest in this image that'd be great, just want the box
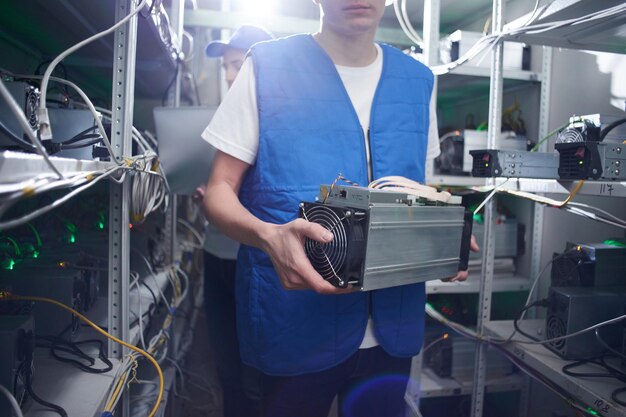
[236,34,434,376]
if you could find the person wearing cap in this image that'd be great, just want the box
[200,24,273,417]
[202,2,475,416]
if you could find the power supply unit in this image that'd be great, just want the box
[545,287,622,360]
[298,185,472,291]
[469,149,559,179]
[555,114,626,180]
[0,315,33,417]
[555,141,625,180]
[0,80,40,150]
[3,264,99,337]
[551,242,626,288]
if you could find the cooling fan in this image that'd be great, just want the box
[299,202,367,288]
[24,85,40,130]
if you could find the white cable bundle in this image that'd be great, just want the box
[130,153,168,224]
[368,176,452,203]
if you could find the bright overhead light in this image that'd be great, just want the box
[240,0,278,20]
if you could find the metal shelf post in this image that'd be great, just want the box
[471,0,504,415]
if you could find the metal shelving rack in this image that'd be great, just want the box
[407,0,551,412]
[469,1,626,417]
[0,1,186,416]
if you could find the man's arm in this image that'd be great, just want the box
[203,150,352,295]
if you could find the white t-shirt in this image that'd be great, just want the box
[202,43,440,349]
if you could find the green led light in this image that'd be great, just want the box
[586,408,599,416]
[68,234,76,244]
[32,250,39,259]
[97,221,105,230]
[604,239,626,248]
[473,213,484,224]
[579,160,583,165]
[2,259,15,270]
[485,163,489,167]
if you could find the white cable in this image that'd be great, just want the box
[0,80,64,179]
[176,218,203,248]
[473,178,509,215]
[38,0,149,139]
[0,384,24,417]
[0,165,125,231]
[567,202,626,226]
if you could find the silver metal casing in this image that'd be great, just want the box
[317,185,465,291]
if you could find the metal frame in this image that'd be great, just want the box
[107,1,139,415]
[469,0,504,415]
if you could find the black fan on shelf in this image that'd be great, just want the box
[550,251,594,287]
[24,86,40,130]
[299,202,368,288]
[434,131,466,175]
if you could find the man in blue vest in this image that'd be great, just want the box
[202,1,471,415]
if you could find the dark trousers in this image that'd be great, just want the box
[203,252,260,417]
[257,346,412,417]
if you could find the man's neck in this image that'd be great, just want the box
[313,28,378,67]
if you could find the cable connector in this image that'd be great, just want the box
[37,108,53,140]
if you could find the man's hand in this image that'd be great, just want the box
[442,235,480,283]
[261,219,353,295]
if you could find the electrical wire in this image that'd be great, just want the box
[37,0,149,139]
[2,293,164,417]
[0,384,24,417]
[368,175,453,203]
[0,165,125,231]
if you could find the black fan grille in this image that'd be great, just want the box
[558,146,587,178]
[556,127,584,144]
[25,88,39,130]
[301,205,349,285]
[552,256,580,286]
[546,316,566,352]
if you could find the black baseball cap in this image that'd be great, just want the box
[205,25,273,57]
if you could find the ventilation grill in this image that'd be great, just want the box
[546,315,567,353]
[556,127,584,144]
[302,204,349,286]
[471,151,495,177]
[557,145,588,179]
[551,256,581,287]
[25,87,40,130]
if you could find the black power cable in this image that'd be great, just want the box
[36,336,113,374]
[20,332,68,417]
[513,299,549,342]
[599,117,626,141]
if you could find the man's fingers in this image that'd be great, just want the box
[297,219,333,243]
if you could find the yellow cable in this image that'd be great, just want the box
[558,180,584,207]
[6,294,164,417]
[105,371,128,411]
